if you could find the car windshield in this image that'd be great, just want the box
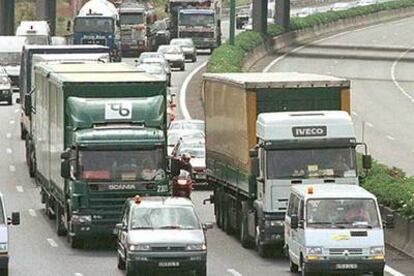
[120,13,145,25]
[307,199,380,229]
[0,52,21,66]
[179,13,214,27]
[170,121,204,131]
[178,147,205,158]
[266,147,356,179]
[78,149,164,181]
[158,46,181,54]
[74,18,114,33]
[171,39,193,47]
[168,131,204,146]
[140,52,163,59]
[131,206,200,230]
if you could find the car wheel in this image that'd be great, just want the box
[117,253,126,270]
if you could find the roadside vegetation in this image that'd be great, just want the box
[207,0,414,218]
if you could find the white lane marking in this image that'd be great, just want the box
[366,122,374,128]
[16,186,24,192]
[227,268,243,276]
[390,46,414,102]
[28,209,37,217]
[74,273,84,276]
[386,135,395,141]
[6,148,12,154]
[180,60,208,120]
[9,120,15,124]
[9,165,16,172]
[385,265,406,276]
[6,133,11,139]
[47,238,58,248]
[352,111,359,117]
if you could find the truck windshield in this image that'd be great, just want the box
[179,13,214,27]
[24,35,49,45]
[306,199,380,229]
[131,206,200,230]
[266,147,356,179]
[78,149,164,181]
[0,52,21,66]
[74,18,114,33]
[120,13,145,25]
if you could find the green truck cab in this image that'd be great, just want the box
[28,63,169,248]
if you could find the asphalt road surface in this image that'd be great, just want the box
[262,16,414,276]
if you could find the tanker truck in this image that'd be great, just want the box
[72,0,122,61]
[203,72,371,257]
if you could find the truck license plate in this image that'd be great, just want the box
[158,261,180,267]
[336,264,357,269]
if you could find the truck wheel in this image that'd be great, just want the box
[289,253,299,273]
[240,202,252,248]
[20,124,26,140]
[195,263,207,276]
[214,189,221,228]
[117,253,126,270]
[56,205,67,236]
[45,197,56,220]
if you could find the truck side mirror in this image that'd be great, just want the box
[290,214,299,230]
[61,148,71,160]
[115,223,127,231]
[249,148,258,158]
[362,154,372,170]
[385,214,394,229]
[61,160,70,178]
[10,212,20,225]
[251,157,259,177]
[24,94,31,116]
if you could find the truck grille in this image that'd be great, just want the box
[180,31,213,38]
[329,248,363,256]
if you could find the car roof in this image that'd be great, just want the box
[292,184,376,200]
[129,196,194,208]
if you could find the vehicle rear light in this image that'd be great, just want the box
[177,179,187,185]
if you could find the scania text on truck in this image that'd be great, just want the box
[26,63,169,248]
[178,8,221,51]
[72,0,122,61]
[18,45,110,176]
[203,72,371,257]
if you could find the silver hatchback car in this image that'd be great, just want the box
[116,196,212,276]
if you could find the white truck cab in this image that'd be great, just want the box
[285,184,392,276]
[0,193,20,275]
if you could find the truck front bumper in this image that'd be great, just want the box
[0,253,9,268]
[71,223,118,238]
[261,221,284,245]
[127,251,206,272]
[304,259,385,274]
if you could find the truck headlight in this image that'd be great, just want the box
[185,243,207,251]
[369,246,385,260]
[71,215,92,224]
[129,244,151,251]
[264,220,284,227]
[0,243,7,252]
[306,247,323,255]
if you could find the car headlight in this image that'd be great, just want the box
[264,220,284,227]
[186,243,207,251]
[71,215,92,224]
[0,243,7,252]
[370,246,384,255]
[129,244,151,251]
[306,247,323,255]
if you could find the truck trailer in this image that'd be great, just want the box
[203,72,371,257]
[27,63,169,248]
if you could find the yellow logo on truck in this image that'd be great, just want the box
[331,234,350,241]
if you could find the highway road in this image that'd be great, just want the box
[260,15,414,275]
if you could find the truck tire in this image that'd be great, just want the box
[45,196,56,220]
[26,136,36,177]
[223,194,232,234]
[214,189,222,228]
[289,249,299,273]
[56,205,67,236]
[20,124,26,140]
[240,201,252,248]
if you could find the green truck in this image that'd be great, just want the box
[27,63,169,248]
[203,72,371,256]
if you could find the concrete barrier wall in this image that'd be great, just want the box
[241,6,414,70]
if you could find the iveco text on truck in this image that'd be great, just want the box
[203,72,371,257]
[27,63,169,248]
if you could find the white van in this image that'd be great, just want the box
[285,184,392,276]
[0,193,20,275]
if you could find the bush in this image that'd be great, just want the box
[207,44,244,73]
